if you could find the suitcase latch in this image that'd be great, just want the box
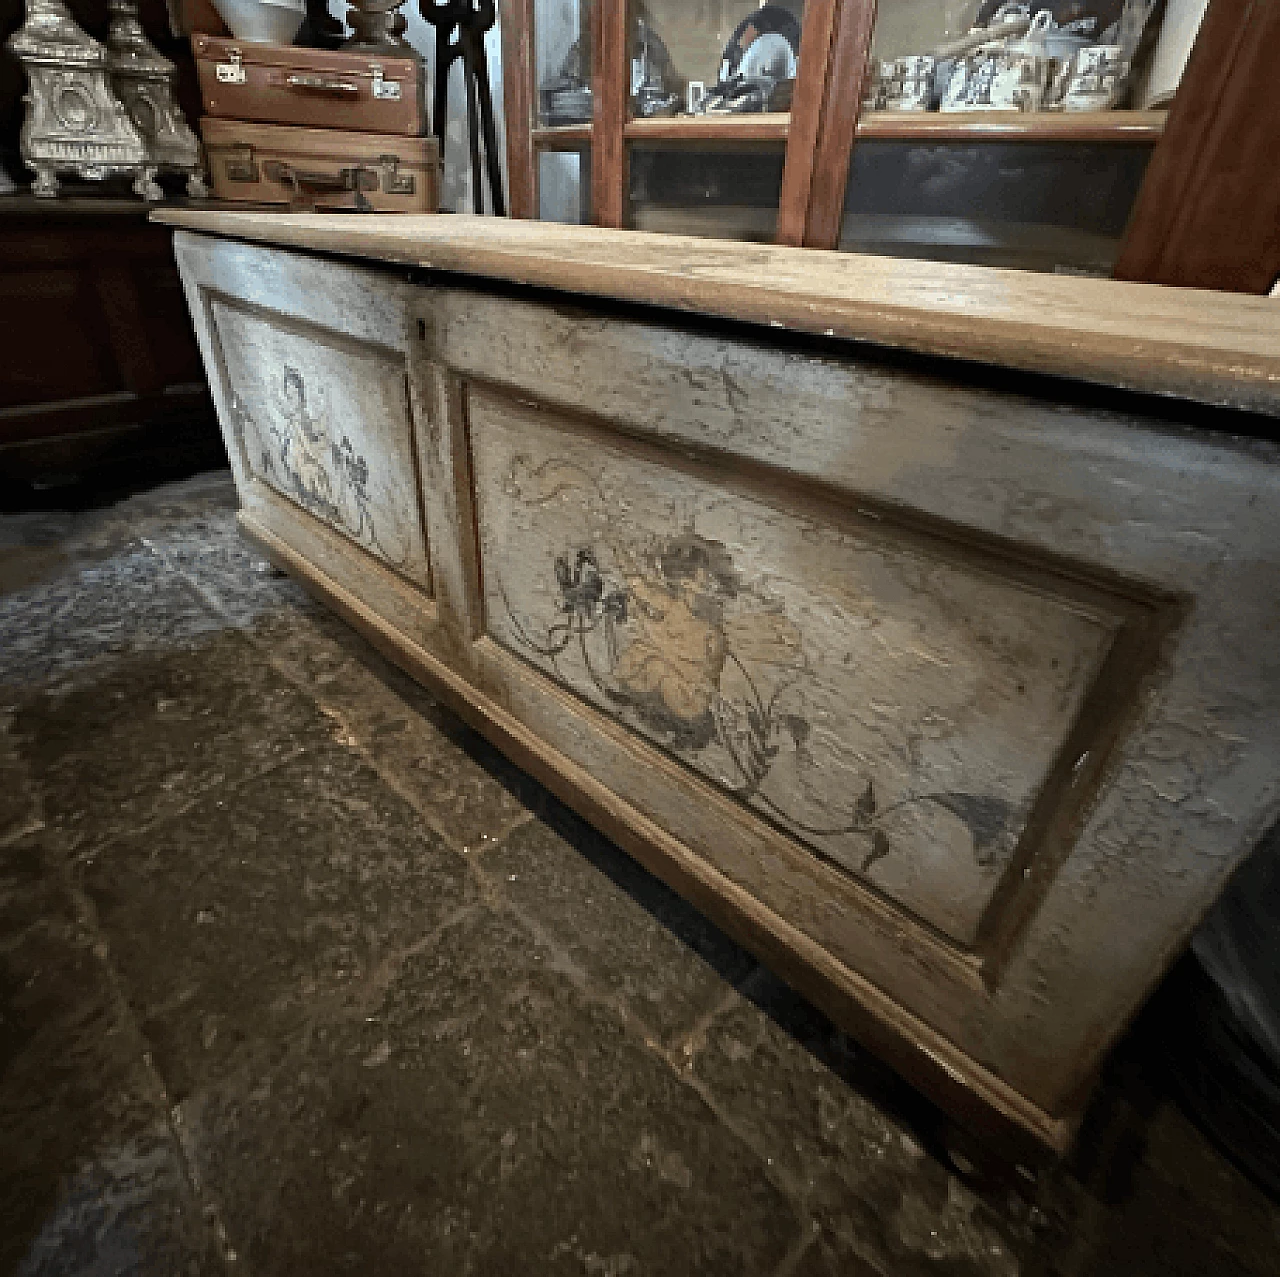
[215,49,246,85]
[223,143,258,183]
[370,65,402,101]
[377,154,414,195]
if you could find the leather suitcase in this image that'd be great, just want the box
[201,118,440,212]
[194,36,427,136]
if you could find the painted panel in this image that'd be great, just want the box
[469,388,1123,948]
[209,296,430,590]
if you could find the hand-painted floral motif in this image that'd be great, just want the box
[497,454,1015,882]
[230,367,403,568]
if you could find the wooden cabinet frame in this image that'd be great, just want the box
[500,0,1280,292]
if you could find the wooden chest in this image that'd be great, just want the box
[160,211,1280,1159]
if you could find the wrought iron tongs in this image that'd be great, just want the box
[420,0,506,216]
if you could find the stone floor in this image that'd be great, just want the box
[1,469,1278,1277]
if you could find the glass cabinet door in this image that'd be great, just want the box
[623,1,804,241]
[838,0,1205,273]
[533,0,593,222]
[537,0,593,127]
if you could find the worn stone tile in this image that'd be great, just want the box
[0,708,40,847]
[788,1234,885,1277]
[246,607,540,851]
[181,905,798,1276]
[0,472,236,604]
[13,628,331,854]
[0,547,229,693]
[145,486,541,850]
[475,802,757,1051]
[691,969,1032,1277]
[150,515,321,631]
[79,745,476,1104]
[0,836,219,1277]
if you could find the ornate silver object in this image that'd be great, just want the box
[6,0,150,198]
[106,0,207,198]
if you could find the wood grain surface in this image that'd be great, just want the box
[590,2,627,229]
[1115,0,1280,293]
[498,0,537,220]
[153,211,1280,415]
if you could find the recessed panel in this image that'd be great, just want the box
[210,297,430,590]
[470,388,1122,947]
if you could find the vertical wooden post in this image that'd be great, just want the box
[500,0,538,219]
[1115,0,1280,293]
[591,0,628,228]
[776,0,878,250]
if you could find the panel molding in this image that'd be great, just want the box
[461,376,1181,975]
[201,286,433,596]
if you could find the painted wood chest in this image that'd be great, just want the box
[160,211,1280,1158]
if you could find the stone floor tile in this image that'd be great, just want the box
[692,968,1033,1277]
[244,607,540,851]
[0,709,40,848]
[78,745,476,1104]
[0,548,227,693]
[181,905,799,1277]
[13,628,331,854]
[0,835,219,1277]
[475,802,758,1051]
[148,514,321,632]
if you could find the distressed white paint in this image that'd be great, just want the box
[212,298,430,587]
[471,389,1119,946]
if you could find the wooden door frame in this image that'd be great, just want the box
[777,0,878,248]
[590,0,628,229]
[499,0,538,219]
[1114,0,1280,293]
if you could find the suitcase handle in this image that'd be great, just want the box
[262,159,378,212]
[285,73,361,94]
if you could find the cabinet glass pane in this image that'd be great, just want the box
[838,140,1151,273]
[628,143,786,240]
[627,2,804,119]
[539,149,592,223]
[838,0,1204,270]
[538,0,593,127]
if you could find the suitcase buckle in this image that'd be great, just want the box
[223,143,258,183]
[370,65,402,101]
[215,49,246,85]
[377,154,415,195]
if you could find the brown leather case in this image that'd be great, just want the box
[194,36,427,136]
[200,118,440,212]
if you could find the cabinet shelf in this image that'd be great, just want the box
[857,110,1167,143]
[532,124,592,148]
[625,113,792,143]
[533,110,1167,152]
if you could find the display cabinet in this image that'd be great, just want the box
[501,0,1280,291]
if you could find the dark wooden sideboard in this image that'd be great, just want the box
[0,0,222,492]
[0,198,221,489]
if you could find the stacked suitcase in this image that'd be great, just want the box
[194,35,440,212]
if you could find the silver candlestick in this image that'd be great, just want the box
[6,0,150,198]
[107,0,206,198]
